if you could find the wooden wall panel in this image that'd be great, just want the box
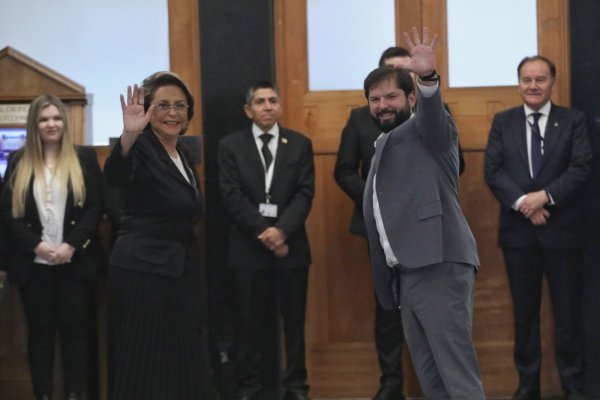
[168,0,203,139]
[275,0,571,398]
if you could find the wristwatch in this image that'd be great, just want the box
[419,70,440,82]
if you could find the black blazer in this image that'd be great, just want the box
[104,130,203,277]
[484,103,592,248]
[218,126,314,270]
[1,146,104,285]
[334,105,465,237]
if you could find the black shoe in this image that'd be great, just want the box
[65,393,81,400]
[37,396,52,400]
[282,390,310,400]
[565,390,588,400]
[373,385,405,400]
[511,387,541,400]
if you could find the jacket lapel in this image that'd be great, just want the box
[147,131,197,191]
[270,130,288,186]
[25,179,41,223]
[243,129,267,187]
[513,108,530,174]
[373,131,389,172]
[539,104,561,173]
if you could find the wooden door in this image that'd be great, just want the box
[274,0,570,397]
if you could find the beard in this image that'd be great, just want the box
[370,104,412,133]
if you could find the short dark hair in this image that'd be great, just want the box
[245,81,280,105]
[378,46,411,67]
[364,65,415,100]
[142,71,195,121]
[517,55,557,79]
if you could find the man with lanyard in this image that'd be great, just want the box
[219,81,315,400]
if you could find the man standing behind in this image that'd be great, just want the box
[334,47,412,400]
[363,27,484,399]
[219,81,315,400]
[485,56,591,400]
[334,46,465,400]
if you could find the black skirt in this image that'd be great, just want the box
[107,258,211,399]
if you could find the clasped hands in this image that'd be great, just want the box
[34,241,75,265]
[258,227,288,258]
[519,190,550,226]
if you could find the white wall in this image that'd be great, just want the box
[306,0,537,90]
[307,0,395,91]
[0,0,169,145]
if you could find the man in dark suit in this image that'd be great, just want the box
[334,46,465,400]
[219,81,315,400]
[363,27,484,399]
[484,55,591,400]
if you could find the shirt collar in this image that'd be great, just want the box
[523,101,551,118]
[252,123,280,140]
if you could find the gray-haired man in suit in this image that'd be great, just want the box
[485,55,591,400]
[362,27,485,399]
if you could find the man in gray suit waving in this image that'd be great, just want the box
[362,27,484,399]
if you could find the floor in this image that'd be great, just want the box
[312,397,566,400]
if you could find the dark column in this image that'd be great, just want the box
[199,1,279,399]
[570,2,600,398]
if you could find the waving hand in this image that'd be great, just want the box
[119,84,155,156]
[401,26,439,79]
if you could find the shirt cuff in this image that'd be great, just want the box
[417,81,439,98]
[513,194,527,211]
[545,190,555,205]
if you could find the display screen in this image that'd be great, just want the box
[0,127,26,178]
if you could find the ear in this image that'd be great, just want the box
[243,104,252,119]
[408,90,417,109]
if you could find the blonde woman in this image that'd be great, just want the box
[1,94,103,400]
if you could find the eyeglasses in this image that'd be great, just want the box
[154,102,190,114]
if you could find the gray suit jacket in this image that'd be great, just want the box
[363,86,479,310]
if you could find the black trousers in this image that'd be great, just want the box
[374,293,404,389]
[583,238,600,397]
[19,263,94,397]
[233,265,309,397]
[503,246,583,392]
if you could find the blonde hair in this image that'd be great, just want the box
[10,94,85,217]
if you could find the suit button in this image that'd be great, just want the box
[70,220,76,225]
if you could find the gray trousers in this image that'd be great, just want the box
[399,262,485,399]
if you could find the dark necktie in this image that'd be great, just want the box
[530,112,543,178]
[259,133,273,170]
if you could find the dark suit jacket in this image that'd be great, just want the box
[363,88,478,310]
[484,103,592,248]
[104,130,203,277]
[218,126,314,270]
[335,104,465,237]
[1,146,104,285]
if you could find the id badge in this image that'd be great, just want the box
[259,203,278,218]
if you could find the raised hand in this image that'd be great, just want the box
[121,84,153,135]
[120,84,154,156]
[401,26,439,77]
